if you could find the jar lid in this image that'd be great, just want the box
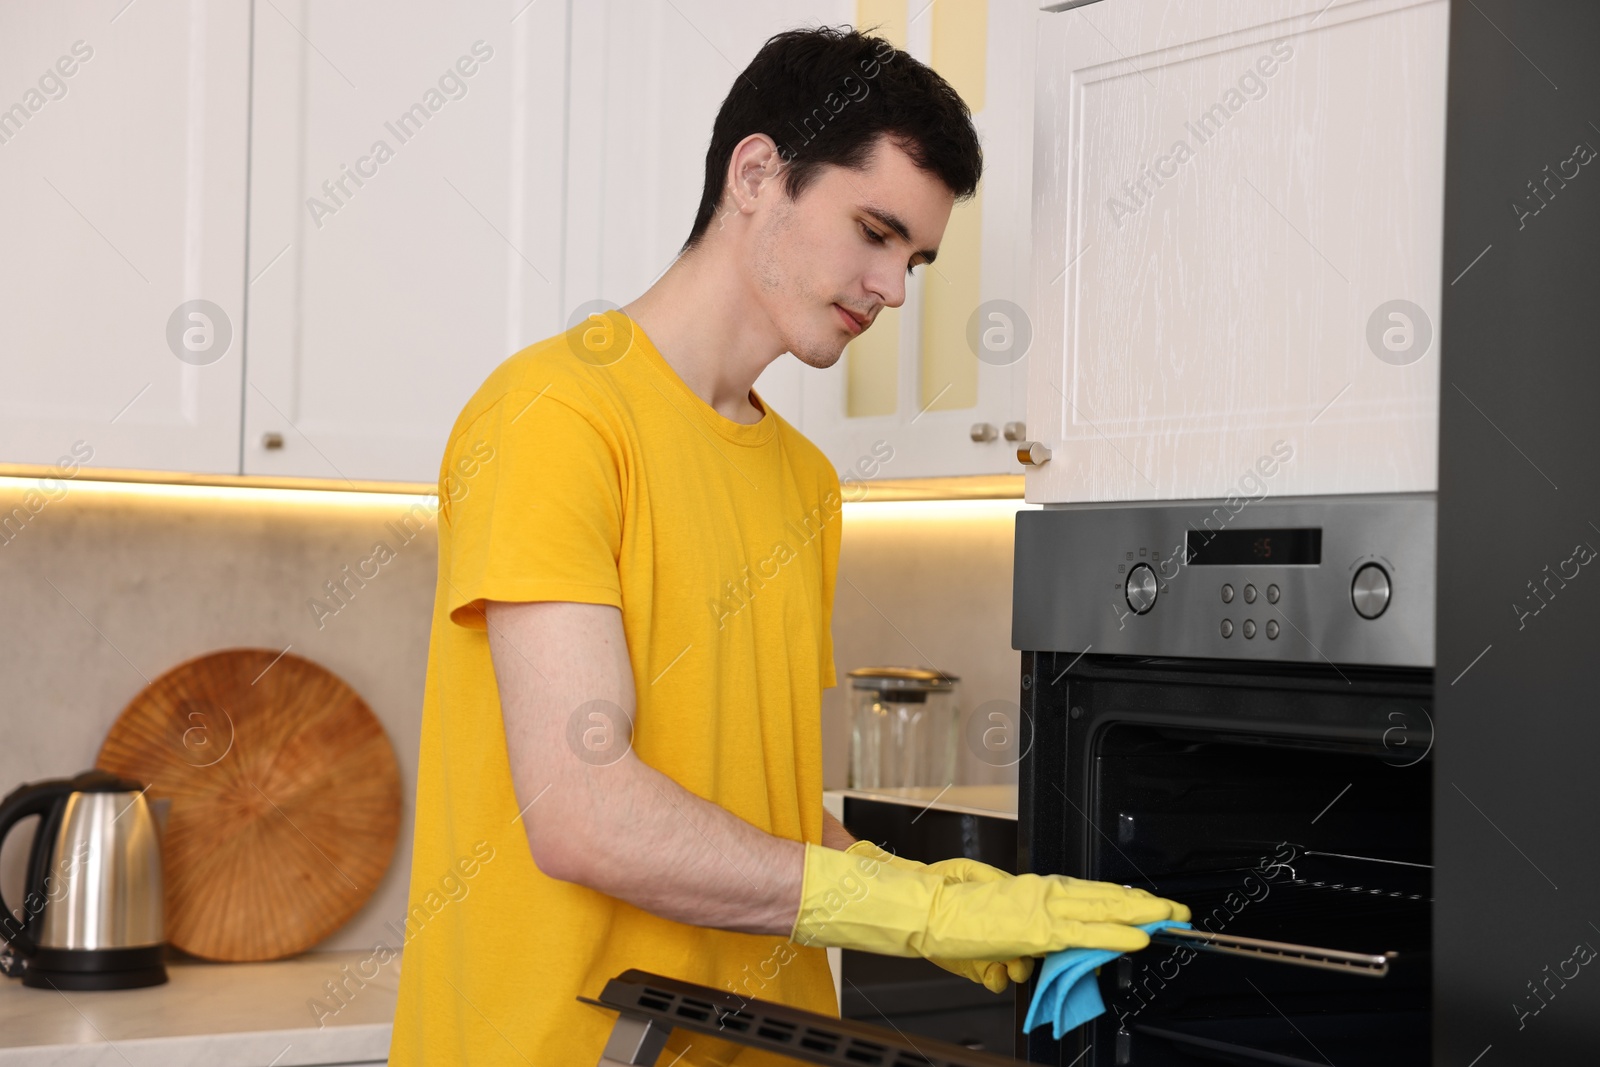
[846,666,960,692]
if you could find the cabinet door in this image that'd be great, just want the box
[1028,0,1447,502]
[244,1,568,482]
[563,0,854,433]
[0,3,249,474]
[801,0,1037,481]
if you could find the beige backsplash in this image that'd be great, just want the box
[0,480,1026,955]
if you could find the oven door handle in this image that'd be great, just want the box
[1150,928,1396,977]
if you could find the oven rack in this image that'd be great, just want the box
[1149,927,1396,977]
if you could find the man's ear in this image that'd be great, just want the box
[724,134,786,221]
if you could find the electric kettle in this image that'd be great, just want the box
[0,769,167,989]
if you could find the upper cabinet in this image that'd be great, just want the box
[2,0,1053,487]
[244,1,570,482]
[1027,0,1447,503]
[0,4,250,475]
[801,0,1037,481]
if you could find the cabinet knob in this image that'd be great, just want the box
[261,432,285,450]
[1003,421,1026,442]
[1017,440,1053,466]
[969,422,998,442]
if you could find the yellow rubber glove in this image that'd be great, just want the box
[844,839,1033,993]
[792,843,1190,966]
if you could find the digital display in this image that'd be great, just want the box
[1185,527,1322,566]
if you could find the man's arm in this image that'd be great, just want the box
[821,809,856,851]
[488,599,805,937]
[487,600,1190,977]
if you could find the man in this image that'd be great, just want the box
[389,26,1188,1066]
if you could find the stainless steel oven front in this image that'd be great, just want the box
[1012,494,1435,1066]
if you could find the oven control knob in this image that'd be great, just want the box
[1125,563,1158,615]
[1351,563,1391,619]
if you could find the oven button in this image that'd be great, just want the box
[1351,563,1391,619]
[1267,584,1280,604]
[1243,584,1258,604]
[1243,619,1257,638]
[1221,583,1235,603]
[1220,619,1234,638]
[1266,619,1280,640]
[1125,563,1158,614]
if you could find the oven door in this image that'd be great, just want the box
[1017,652,1433,1066]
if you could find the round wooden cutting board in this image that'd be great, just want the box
[97,648,402,962]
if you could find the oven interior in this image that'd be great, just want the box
[1023,660,1434,1067]
[1089,723,1431,1066]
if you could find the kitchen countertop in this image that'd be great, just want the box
[825,784,1017,820]
[0,951,395,1066]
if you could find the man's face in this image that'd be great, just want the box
[746,136,955,369]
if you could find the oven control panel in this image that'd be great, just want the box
[1014,494,1435,668]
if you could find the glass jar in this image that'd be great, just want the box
[847,667,960,790]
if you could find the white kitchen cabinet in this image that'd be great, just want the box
[0,3,250,475]
[243,1,570,482]
[2,1,1052,488]
[801,0,1037,481]
[1027,0,1447,503]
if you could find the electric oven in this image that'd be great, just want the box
[1012,494,1435,1066]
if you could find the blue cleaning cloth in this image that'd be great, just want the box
[1023,921,1192,1038]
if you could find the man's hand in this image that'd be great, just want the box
[843,841,1031,992]
[792,843,1191,968]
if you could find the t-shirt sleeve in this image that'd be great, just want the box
[440,391,624,630]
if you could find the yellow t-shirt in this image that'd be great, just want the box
[388,311,843,1067]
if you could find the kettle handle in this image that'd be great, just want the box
[0,779,75,957]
